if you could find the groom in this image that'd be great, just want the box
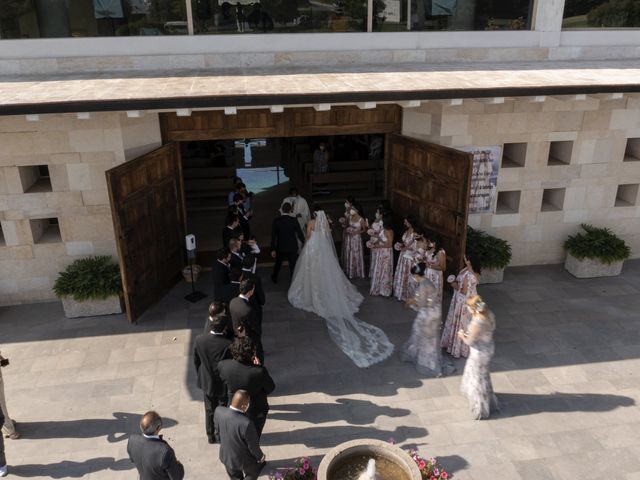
[270,203,305,283]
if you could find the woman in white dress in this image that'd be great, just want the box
[288,210,394,368]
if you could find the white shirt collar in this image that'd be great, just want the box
[229,406,245,414]
[210,331,225,336]
[239,294,250,301]
[143,433,161,440]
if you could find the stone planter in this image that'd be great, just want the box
[317,439,421,480]
[564,252,624,278]
[61,295,123,318]
[479,267,504,284]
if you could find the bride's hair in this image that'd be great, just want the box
[312,205,324,218]
[410,262,427,277]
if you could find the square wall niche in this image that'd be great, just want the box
[19,165,52,193]
[541,188,566,212]
[502,143,527,168]
[547,141,573,166]
[30,217,61,244]
[615,184,639,207]
[496,190,521,214]
[624,138,640,162]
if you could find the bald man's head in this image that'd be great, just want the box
[231,390,250,411]
[140,411,162,436]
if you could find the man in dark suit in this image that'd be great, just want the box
[223,214,242,251]
[127,411,184,480]
[212,249,231,301]
[218,337,275,438]
[270,202,304,283]
[194,312,232,443]
[241,255,265,324]
[217,268,242,308]
[229,238,245,271]
[229,279,263,363]
[233,193,252,239]
[214,390,266,480]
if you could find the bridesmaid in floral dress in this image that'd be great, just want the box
[425,235,446,304]
[342,204,366,278]
[340,196,357,267]
[370,216,394,297]
[440,253,481,358]
[367,206,386,278]
[393,216,419,301]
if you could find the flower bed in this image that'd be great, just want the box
[270,457,316,480]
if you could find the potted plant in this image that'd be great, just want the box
[564,224,631,278]
[466,227,512,284]
[53,256,123,318]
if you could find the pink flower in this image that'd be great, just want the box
[299,467,306,475]
[388,437,396,444]
[441,473,448,479]
[418,460,426,470]
[303,460,309,470]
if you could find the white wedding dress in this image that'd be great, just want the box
[288,211,394,368]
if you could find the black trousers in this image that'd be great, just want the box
[272,251,298,281]
[204,393,225,442]
[252,412,267,438]
[225,460,264,480]
[0,431,5,467]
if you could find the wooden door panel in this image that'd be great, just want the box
[106,143,184,323]
[387,133,472,275]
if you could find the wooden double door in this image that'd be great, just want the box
[107,107,472,322]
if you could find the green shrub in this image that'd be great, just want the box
[53,256,122,301]
[564,224,631,264]
[466,227,512,269]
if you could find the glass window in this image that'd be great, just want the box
[563,0,640,29]
[192,0,368,33]
[0,0,187,38]
[378,0,533,31]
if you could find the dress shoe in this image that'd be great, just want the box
[0,464,8,477]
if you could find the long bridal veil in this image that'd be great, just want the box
[288,210,394,368]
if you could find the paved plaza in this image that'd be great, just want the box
[1,261,640,479]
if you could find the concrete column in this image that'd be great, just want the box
[532,0,565,47]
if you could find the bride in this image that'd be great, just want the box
[288,209,394,368]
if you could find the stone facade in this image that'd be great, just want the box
[0,112,161,305]
[402,95,640,266]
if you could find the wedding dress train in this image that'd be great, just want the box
[288,211,394,368]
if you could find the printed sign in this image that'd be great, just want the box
[456,145,501,214]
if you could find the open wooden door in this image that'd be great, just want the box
[386,134,473,275]
[106,144,185,323]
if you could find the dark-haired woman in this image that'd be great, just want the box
[425,236,446,304]
[340,202,366,279]
[392,216,419,301]
[441,254,481,358]
[400,263,455,377]
[369,216,394,297]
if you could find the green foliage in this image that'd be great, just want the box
[587,0,640,27]
[466,227,512,270]
[53,256,122,301]
[564,224,631,264]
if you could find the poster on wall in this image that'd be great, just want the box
[456,145,501,214]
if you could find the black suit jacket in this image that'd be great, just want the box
[214,406,264,471]
[127,434,184,480]
[229,296,260,338]
[229,252,244,271]
[241,269,265,309]
[194,332,232,397]
[217,359,275,420]
[217,282,241,308]
[212,260,230,287]
[270,215,304,254]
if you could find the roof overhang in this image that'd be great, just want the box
[1,60,640,115]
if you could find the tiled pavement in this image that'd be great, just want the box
[1,261,640,479]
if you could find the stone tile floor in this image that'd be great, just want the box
[1,261,640,479]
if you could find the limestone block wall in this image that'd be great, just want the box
[402,95,640,266]
[0,112,162,305]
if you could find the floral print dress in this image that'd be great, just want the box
[367,219,383,278]
[425,249,445,304]
[343,216,366,279]
[392,231,418,301]
[370,230,394,297]
[440,268,478,358]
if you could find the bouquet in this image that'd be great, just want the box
[269,457,316,480]
[447,275,456,283]
[339,217,347,225]
[408,450,449,480]
[366,240,374,249]
[394,242,404,251]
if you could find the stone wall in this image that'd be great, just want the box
[402,95,640,266]
[0,112,161,305]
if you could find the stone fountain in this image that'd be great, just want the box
[317,439,422,480]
